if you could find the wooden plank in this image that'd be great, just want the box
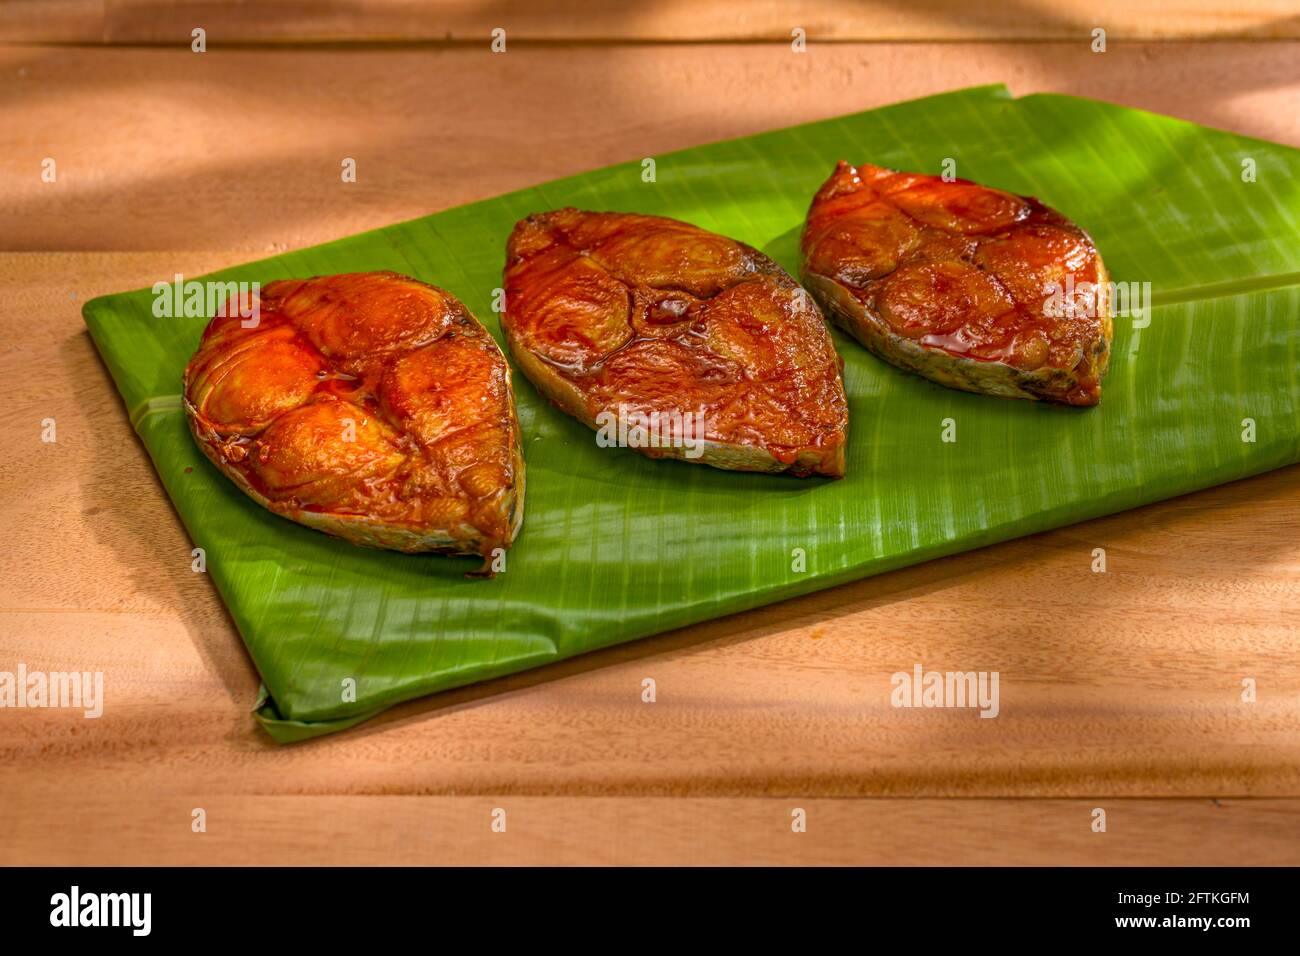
[2,43,1297,255]
[2,41,1299,864]
[2,250,1298,802]
[3,0,1300,44]
[2,794,1298,865]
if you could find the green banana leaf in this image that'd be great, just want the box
[83,85,1300,743]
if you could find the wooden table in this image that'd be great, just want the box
[2,7,1299,865]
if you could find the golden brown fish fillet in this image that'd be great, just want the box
[802,162,1113,405]
[183,271,524,562]
[502,209,849,477]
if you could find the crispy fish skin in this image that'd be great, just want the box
[802,161,1113,406]
[502,209,850,477]
[183,271,525,560]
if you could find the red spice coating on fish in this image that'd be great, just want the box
[802,162,1113,405]
[503,208,849,476]
[183,271,524,559]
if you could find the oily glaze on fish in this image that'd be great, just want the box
[183,271,524,562]
[502,209,849,477]
[802,162,1112,405]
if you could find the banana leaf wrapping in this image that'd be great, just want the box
[83,86,1300,742]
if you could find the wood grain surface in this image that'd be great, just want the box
[3,0,1299,43]
[4,42,1299,254]
[1,33,1298,865]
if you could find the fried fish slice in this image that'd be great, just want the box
[183,271,525,562]
[801,162,1113,405]
[502,209,849,477]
